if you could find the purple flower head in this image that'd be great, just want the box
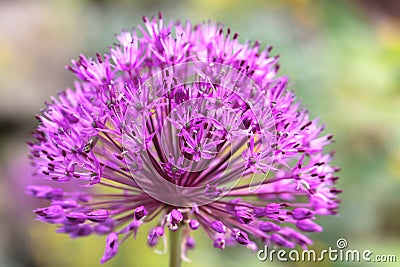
[34,205,64,221]
[64,212,87,225]
[127,220,142,238]
[181,235,196,262]
[213,237,226,249]
[134,205,148,220]
[235,209,254,224]
[168,209,183,231]
[296,219,323,232]
[292,207,314,220]
[185,236,196,250]
[85,209,109,223]
[148,226,165,247]
[188,219,200,230]
[101,232,119,264]
[26,185,63,200]
[53,198,78,209]
[210,221,227,233]
[232,228,250,246]
[258,221,281,232]
[27,14,340,264]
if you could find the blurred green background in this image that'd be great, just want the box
[1,0,399,266]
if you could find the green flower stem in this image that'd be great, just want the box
[169,229,182,267]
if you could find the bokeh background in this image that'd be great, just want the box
[1,0,399,266]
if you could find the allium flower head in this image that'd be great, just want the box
[28,13,340,264]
